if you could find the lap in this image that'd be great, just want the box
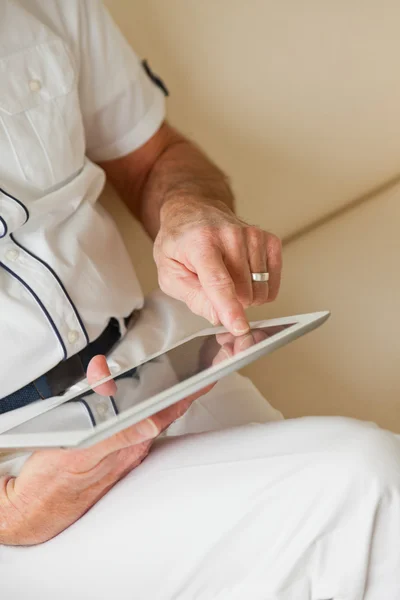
[2,411,400,600]
[164,372,283,436]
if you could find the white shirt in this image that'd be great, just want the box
[0,0,283,477]
[0,290,283,476]
[0,0,166,399]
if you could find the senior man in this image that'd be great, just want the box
[0,1,399,599]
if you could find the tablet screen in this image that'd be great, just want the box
[6,323,295,439]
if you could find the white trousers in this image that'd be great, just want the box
[1,372,400,600]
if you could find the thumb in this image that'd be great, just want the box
[79,356,159,466]
[86,355,117,396]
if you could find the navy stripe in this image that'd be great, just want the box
[109,395,119,415]
[0,261,67,360]
[0,186,29,224]
[0,216,7,238]
[78,399,96,426]
[10,234,90,346]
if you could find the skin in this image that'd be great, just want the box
[0,121,282,545]
[0,356,214,545]
[100,122,282,334]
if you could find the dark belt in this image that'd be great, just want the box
[0,312,138,415]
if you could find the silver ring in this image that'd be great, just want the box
[251,272,269,283]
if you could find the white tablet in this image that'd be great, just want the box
[0,311,329,450]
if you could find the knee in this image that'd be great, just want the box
[322,419,400,493]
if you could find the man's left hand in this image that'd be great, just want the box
[154,196,282,335]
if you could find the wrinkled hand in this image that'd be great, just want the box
[0,356,214,546]
[154,197,282,335]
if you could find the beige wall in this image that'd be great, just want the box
[103,1,400,431]
[105,0,400,238]
[244,183,400,432]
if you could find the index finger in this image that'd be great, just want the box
[190,244,250,335]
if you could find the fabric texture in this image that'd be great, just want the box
[0,0,165,400]
[1,413,399,599]
[0,292,283,475]
[0,317,126,414]
[1,295,399,598]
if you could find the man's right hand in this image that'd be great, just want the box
[0,356,213,546]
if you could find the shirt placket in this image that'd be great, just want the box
[0,196,88,362]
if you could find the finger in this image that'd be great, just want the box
[77,440,153,490]
[87,355,117,396]
[150,383,216,432]
[82,417,160,467]
[220,227,253,308]
[228,328,271,355]
[250,329,271,343]
[233,332,256,354]
[266,233,283,301]
[218,327,267,349]
[84,358,159,466]
[188,243,250,336]
[245,227,269,306]
[212,344,234,365]
[216,332,236,345]
[158,257,220,325]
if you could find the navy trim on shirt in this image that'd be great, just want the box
[0,261,67,360]
[142,59,169,97]
[0,216,7,238]
[0,186,29,224]
[10,234,90,346]
[77,399,96,427]
[109,395,119,415]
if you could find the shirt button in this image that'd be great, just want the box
[5,249,20,262]
[29,79,42,92]
[96,402,108,417]
[67,330,79,344]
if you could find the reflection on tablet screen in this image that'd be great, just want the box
[8,324,295,436]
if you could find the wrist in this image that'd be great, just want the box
[160,193,235,225]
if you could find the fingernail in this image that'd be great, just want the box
[137,418,159,439]
[213,345,232,366]
[220,346,232,359]
[232,318,250,335]
[209,309,220,326]
[238,333,255,351]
